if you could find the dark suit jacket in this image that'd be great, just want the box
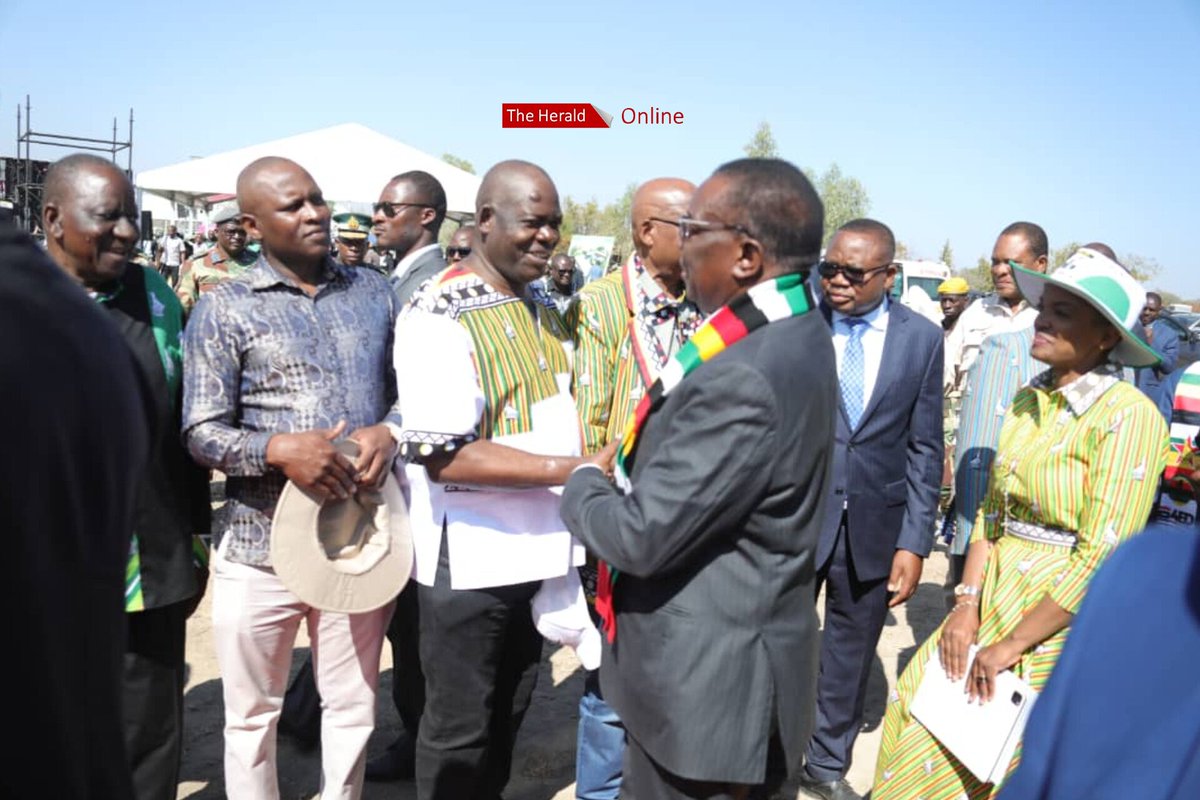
[2,226,148,799]
[818,301,943,581]
[105,264,210,609]
[562,311,837,784]
[390,246,447,308]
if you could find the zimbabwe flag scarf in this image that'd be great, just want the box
[595,272,816,642]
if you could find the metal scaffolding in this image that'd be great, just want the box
[9,95,133,230]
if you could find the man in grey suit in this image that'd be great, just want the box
[798,219,943,800]
[373,170,449,307]
[563,158,838,799]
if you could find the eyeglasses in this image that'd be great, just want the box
[647,216,680,228]
[677,216,752,241]
[372,201,432,218]
[816,260,894,285]
[446,247,471,258]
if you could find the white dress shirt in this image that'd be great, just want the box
[388,242,442,284]
[832,299,891,412]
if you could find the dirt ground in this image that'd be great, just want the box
[177,545,952,799]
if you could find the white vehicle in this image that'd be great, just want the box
[892,259,951,324]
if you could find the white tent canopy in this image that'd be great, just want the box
[135,123,480,218]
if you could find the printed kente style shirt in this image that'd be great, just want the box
[572,255,701,453]
[395,264,581,589]
[182,257,402,566]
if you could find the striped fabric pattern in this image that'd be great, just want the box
[572,272,643,454]
[873,370,1168,800]
[952,328,1041,554]
[125,536,145,613]
[423,266,572,440]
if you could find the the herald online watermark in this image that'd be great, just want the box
[501,104,683,128]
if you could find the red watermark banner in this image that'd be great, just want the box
[502,103,612,128]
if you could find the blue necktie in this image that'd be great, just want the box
[842,317,868,428]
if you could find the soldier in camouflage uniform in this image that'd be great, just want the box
[176,205,256,313]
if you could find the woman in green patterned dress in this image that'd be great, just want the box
[872,249,1170,800]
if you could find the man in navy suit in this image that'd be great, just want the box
[798,219,943,800]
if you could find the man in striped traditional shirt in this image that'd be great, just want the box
[394,160,607,800]
[570,177,698,800]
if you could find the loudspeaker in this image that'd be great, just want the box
[141,210,153,240]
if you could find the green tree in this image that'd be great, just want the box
[559,183,636,265]
[960,256,993,293]
[743,121,779,158]
[1121,252,1161,283]
[441,153,475,174]
[895,241,911,260]
[939,239,954,268]
[808,163,870,246]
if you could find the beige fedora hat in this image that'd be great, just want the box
[271,440,412,613]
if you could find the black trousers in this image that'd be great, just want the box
[415,539,544,800]
[802,517,891,783]
[623,734,783,800]
[280,581,424,745]
[123,599,189,800]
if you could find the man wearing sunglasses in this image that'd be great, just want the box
[372,170,448,307]
[800,219,943,800]
[445,224,473,264]
[544,253,581,314]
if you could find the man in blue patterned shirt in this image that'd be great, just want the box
[183,156,403,799]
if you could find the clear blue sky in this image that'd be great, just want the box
[4,0,1198,293]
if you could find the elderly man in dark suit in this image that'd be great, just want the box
[798,219,943,800]
[563,157,838,800]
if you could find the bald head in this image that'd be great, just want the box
[474,160,561,294]
[43,154,130,208]
[631,178,694,229]
[476,160,557,212]
[42,154,139,288]
[631,177,694,292]
[236,156,314,216]
[235,156,330,271]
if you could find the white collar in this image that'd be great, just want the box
[832,297,890,331]
[391,243,441,278]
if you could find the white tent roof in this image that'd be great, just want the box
[135,123,480,217]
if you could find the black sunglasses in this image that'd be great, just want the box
[373,201,433,218]
[446,247,471,258]
[647,216,680,228]
[816,260,894,286]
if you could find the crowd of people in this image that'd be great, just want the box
[3,148,1198,800]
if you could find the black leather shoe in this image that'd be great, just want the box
[365,734,416,782]
[796,772,862,800]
